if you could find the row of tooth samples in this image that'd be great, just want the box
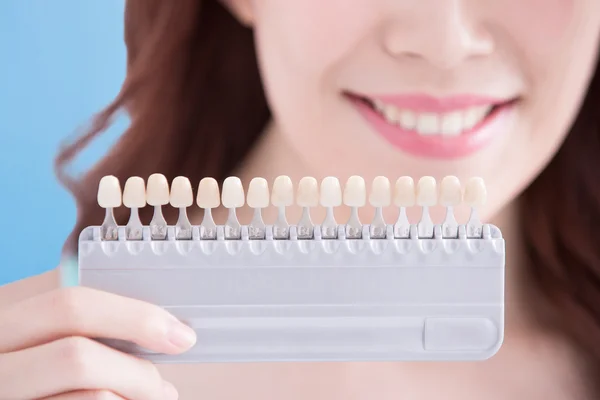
[97,174,487,241]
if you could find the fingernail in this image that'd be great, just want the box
[167,320,197,350]
[163,380,179,400]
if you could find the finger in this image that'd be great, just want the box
[38,389,126,399]
[0,286,196,354]
[0,337,178,400]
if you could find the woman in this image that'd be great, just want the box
[1,0,599,398]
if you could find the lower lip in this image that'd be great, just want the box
[350,97,514,159]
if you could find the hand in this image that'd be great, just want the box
[0,286,197,399]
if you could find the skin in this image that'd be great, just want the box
[1,0,599,398]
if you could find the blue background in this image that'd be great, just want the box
[0,1,127,285]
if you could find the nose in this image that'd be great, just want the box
[383,0,494,69]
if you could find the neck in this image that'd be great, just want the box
[487,199,534,333]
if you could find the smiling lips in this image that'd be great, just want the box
[350,93,515,158]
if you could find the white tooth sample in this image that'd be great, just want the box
[297,177,319,207]
[147,173,169,239]
[416,176,437,238]
[383,105,399,124]
[320,177,342,207]
[123,176,145,240]
[123,177,146,208]
[147,173,170,206]
[394,176,416,207]
[398,109,417,130]
[440,176,462,206]
[98,175,122,209]
[222,176,245,208]
[343,176,366,207]
[369,176,391,239]
[440,112,463,136]
[197,177,220,239]
[369,176,391,207]
[197,177,221,209]
[271,175,293,239]
[464,177,487,238]
[247,177,270,208]
[440,176,461,238]
[297,177,319,239]
[416,176,437,206]
[463,106,491,130]
[320,177,342,239]
[344,176,366,239]
[170,176,193,208]
[170,176,193,239]
[416,113,439,135]
[373,99,384,112]
[464,177,487,207]
[393,176,415,238]
[271,175,294,207]
[98,175,121,240]
[222,176,245,239]
[247,177,269,239]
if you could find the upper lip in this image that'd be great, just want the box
[348,92,512,113]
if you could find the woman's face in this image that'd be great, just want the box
[231,0,600,220]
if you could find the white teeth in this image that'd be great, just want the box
[146,173,170,206]
[123,177,146,208]
[463,106,491,130]
[371,100,494,136]
[222,177,245,208]
[416,176,437,207]
[399,110,417,130]
[343,176,366,207]
[394,176,416,207]
[383,106,399,123]
[320,177,342,207]
[440,176,462,206]
[297,177,319,207]
[440,112,462,136]
[247,177,270,209]
[416,113,439,135]
[197,177,220,209]
[369,176,391,207]
[271,175,294,207]
[464,177,487,207]
[169,176,193,208]
[98,176,122,208]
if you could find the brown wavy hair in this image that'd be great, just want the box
[56,0,600,394]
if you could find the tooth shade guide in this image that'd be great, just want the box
[97,176,122,241]
[464,177,487,238]
[343,176,366,239]
[94,174,492,242]
[80,166,506,364]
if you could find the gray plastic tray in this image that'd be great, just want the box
[78,223,505,363]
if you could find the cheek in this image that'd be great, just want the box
[507,1,597,170]
[253,0,376,77]
[497,0,575,51]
